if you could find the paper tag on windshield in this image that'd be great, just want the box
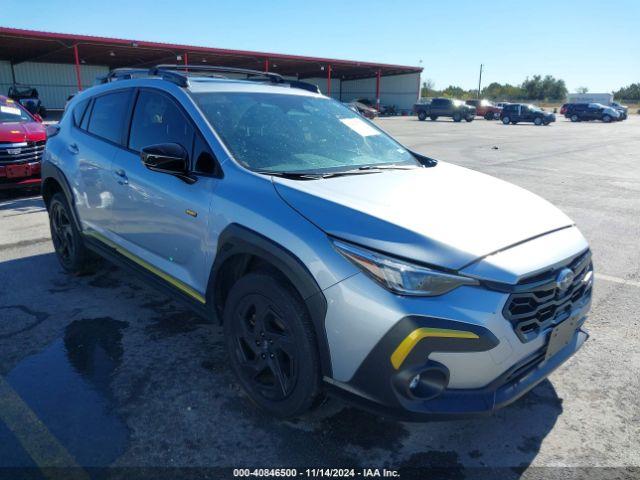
[340,117,380,137]
[1,106,21,116]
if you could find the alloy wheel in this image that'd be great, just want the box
[230,293,299,400]
[50,201,75,265]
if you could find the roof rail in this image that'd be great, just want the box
[98,68,150,84]
[153,64,284,86]
[97,64,321,93]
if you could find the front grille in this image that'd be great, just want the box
[0,140,46,165]
[503,250,593,342]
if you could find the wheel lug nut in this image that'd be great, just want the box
[256,340,261,346]
[260,332,265,337]
[268,339,273,344]
[270,354,274,358]
[261,354,266,359]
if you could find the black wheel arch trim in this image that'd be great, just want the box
[206,223,332,377]
[41,161,82,232]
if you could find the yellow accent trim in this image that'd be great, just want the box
[390,328,479,370]
[85,230,206,304]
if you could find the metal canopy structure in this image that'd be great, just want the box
[0,27,422,109]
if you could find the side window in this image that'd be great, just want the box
[87,91,131,144]
[128,90,194,153]
[192,133,217,175]
[72,99,90,127]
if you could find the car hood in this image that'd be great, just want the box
[0,121,46,143]
[273,162,573,270]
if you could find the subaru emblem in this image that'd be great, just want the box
[556,268,575,291]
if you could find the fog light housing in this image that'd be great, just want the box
[394,362,450,401]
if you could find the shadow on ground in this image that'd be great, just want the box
[0,250,561,478]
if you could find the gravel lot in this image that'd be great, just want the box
[0,115,639,479]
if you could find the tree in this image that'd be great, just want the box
[440,85,468,98]
[576,86,589,94]
[420,78,435,98]
[613,83,640,101]
[521,74,567,101]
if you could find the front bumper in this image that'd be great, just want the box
[326,320,588,421]
[0,161,41,190]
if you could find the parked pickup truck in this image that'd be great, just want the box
[414,98,476,122]
[465,99,502,120]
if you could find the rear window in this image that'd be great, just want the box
[432,99,449,106]
[87,91,131,144]
[72,99,90,127]
[504,105,518,111]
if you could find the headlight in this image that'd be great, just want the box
[332,239,479,296]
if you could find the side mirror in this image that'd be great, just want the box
[140,143,196,183]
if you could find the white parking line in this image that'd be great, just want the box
[595,273,640,288]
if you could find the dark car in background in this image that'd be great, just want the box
[7,84,47,118]
[564,103,620,123]
[0,95,47,190]
[347,100,378,119]
[465,99,502,120]
[500,103,555,125]
[414,98,476,122]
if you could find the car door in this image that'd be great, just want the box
[69,89,133,234]
[108,88,220,298]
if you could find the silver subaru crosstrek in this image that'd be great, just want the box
[42,66,592,419]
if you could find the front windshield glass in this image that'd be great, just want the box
[192,92,417,173]
[0,102,31,123]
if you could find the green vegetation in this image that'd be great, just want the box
[613,83,640,101]
[421,74,568,102]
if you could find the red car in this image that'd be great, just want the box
[465,99,502,120]
[0,95,46,190]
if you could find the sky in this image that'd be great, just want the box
[2,0,639,92]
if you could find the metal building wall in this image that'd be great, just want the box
[0,61,14,98]
[341,73,420,112]
[10,62,109,110]
[300,77,341,100]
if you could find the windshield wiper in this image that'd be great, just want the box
[357,164,421,171]
[257,170,324,180]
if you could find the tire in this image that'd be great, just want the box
[502,116,510,125]
[465,116,474,122]
[484,112,494,120]
[452,112,462,122]
[602,114,611,123]
[534,117,543,126]
[417,111,427,121]
[48,192,99,274]
[493,112,500,120]
[429,115,438,121]
[570,114,579,122]
[223,272,320,418]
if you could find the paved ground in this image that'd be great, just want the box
[0,116,639,479]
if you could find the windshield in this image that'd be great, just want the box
[0,102,31,123]
[192,92,418,174]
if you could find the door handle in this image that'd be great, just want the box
[67,143,79,154]
[114,168,128,185]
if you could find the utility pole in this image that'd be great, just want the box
[477,63,483,99]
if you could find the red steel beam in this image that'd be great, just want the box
[184,51,188,72]
[376,69,381,111]
[264,58,269,72]
[327,64,332,97]
[73,44,82,91]
[0,27,422,73]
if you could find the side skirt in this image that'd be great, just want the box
[83,233,212,321]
